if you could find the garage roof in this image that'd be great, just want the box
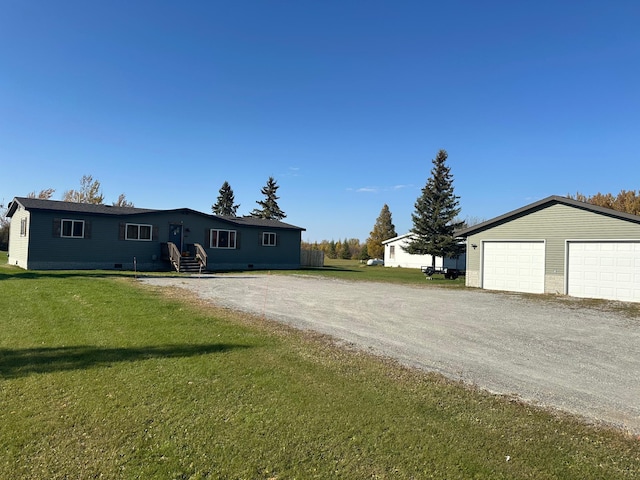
[456,195,640,237]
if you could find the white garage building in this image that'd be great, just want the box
[457,196,640,303]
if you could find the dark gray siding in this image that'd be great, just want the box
[27,210,166,270]
[24,208,302,271]
[184,215,302,270]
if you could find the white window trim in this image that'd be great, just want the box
[125,223,153,241]
[262,232,277,247]
[61,219,85,238]
[210,229,237,249]
[20,218,27,236]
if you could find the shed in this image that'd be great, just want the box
[456,195,640,302]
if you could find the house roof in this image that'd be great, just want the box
[8,197,305,231]
[8,197,157,216]
[456,195,640,237]
[381,233,414,245]
[222,215,304,230]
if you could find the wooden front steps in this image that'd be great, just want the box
[177,256,204,273]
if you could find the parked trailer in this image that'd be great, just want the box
[421,265,461,280]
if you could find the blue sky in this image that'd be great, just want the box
[1,1,639,242]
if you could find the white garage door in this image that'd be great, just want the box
[482,241,545,294]
[567,242,640,302]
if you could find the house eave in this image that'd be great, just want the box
[382,233,414,245]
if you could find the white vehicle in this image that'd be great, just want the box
[366,258,384,266]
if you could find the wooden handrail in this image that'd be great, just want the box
[194,243,207,270]
[167,242,181,272]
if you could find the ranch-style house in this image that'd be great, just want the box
[7,197,305,272]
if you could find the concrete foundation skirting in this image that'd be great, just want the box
[465,270,480,288]
[544,274,565,295]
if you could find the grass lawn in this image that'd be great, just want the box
[1,261,639,478]
[271,258,466,287]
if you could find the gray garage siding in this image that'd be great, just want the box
[466,203,640,292]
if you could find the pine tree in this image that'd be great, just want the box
[339,237,351,259]
[405,149,463,267]
[366,204,397,259]
[212,181,240,216]
[250,177,286,220]
[0,199,9,251]
[328,240,337,259]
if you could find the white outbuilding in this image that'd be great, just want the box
[382,233,466,270]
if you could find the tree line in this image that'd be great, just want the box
[302,238,370,261]
[568,190,640,215]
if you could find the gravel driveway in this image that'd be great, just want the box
[141,274,640,434]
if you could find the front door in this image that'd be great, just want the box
[169,224,183,253]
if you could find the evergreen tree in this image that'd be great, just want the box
[366,204,397,259]
[359,243,370,261]
[0,200,8,251]
[405,149,464,267]
[250,177,286,220]
[212,181,240,216]
[328,240,337,259]
[339,237,351,259]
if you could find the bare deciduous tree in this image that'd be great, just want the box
[27,188,56,199]
[63,175,105,204]
[113,193,134,207]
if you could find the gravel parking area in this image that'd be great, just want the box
[141,274,640,434]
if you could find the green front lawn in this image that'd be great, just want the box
[1,263,638,478]
[273,258,466,286]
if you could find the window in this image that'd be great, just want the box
[125,223,152,241]
[61,219,85,238]
[20,218,27,236]
[210,229,236,249]
[262,232,277,246]
[389,245,395,260]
